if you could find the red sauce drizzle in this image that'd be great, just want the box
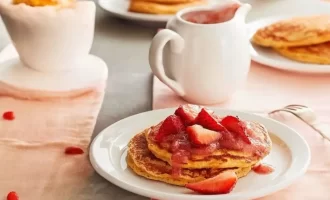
[150,121,269,177]
[253,164,274,175]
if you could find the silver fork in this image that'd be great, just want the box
[268,104,330,141]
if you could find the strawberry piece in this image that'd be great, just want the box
[7,191,19,200]
[220,116,251,144]
[174,104,202,125]
[185,170,237,194]
[194,108,227,132]
[65,146,84,155]
[3,111,15,120]
[155,115,185,141]
[175,104,214,125]
[186,125,221,145]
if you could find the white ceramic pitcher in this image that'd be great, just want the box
[149,0,252,105]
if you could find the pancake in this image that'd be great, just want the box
[12,0,74,6]
[252,15,330,48]
[127,131,252,186]
[128,0,207,14]
[13,0,58,6]
[146,121,272,169]
[274,42,330,64]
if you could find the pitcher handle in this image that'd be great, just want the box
[149,29,185,96]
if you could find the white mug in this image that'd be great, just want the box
[0,1,95,72]
[149,0,252,105]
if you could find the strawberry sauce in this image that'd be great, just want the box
[182,3,240,24]
[253,164,274,175]
[150,105,271,177]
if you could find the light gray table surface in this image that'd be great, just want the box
[1,0,330,199]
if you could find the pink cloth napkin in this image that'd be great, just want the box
[0,83,105,200]
[152,61,330,199]
[0,46,106,199]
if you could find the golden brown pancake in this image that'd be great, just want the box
[128,0,207,15]
[13,0,57,6]
[274,42,330,64]
[252,15,330,48]
[13,0,74,7]
[145,121,272,169]
[127,131,252,186]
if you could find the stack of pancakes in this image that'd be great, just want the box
[127,121,272,186]
[252,15,330,64]
[128,0,207,15]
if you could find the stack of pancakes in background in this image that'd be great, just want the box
[252,15,330,64]
[126,106,272,187]
[128,0,207,15]
[12,0,74,7]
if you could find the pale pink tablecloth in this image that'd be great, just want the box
[153,61,330,199]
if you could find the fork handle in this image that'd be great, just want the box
[309,121,330,141]
[268,109,330,142]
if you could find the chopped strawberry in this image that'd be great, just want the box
[186,125,221,145]
[7,191,19,200]
[194,108,227,132]
[155,115,185,141]
[185,170,237,194]
[3,111,15,120]
[220,116,251,144]
[174,104,202,125]
[175,104,214,125]
[65,146,84,155]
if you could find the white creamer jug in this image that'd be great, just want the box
[149,0,252,104]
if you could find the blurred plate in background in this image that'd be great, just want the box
[247,15,330,74]
[98,0,221,25]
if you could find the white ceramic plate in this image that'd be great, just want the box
[247,15,330,74]
[90,108,311,200]
[98,0,220,24]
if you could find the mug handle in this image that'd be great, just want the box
[149,29,185,97]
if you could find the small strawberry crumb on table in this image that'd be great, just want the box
[2,111,15,120]
[64,146,84,155]
[7,191,19,200]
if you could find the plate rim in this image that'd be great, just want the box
[247,14,330,74]
[90,107,311,200]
